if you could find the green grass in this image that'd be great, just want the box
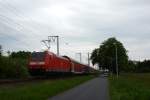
[0,75,94,100]
[109,73,150,100]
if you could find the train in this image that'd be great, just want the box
[28,51,96,75]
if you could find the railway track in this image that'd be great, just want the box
[0,76,46,85]
[0,74,82,85]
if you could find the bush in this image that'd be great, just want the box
[0,57,29,78]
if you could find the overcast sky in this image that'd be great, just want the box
[0,0,150,63]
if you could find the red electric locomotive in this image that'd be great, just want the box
[28,51,94,75]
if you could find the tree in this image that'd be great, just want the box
[7,51,11,57]
[10,51,31,59]
[0,45,2,57]
[91,37,128,74]
[90,48,99,65]
[127,60,137,72]
[136,60,150,72]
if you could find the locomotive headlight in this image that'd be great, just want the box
[38,62,45,65]
[30,62,36,65]
[29,62,45,65]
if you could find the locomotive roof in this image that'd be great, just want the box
[32,51,69,61]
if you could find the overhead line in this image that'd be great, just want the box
[0,1,42,37]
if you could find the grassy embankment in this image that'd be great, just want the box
[109,73,150,100]
[0,75,94,100]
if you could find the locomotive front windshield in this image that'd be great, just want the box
[31,52,46,61]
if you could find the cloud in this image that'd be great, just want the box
[0,0,150,61]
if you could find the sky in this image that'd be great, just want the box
[0,0,150,64]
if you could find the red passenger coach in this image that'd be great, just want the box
[63,56,86,74]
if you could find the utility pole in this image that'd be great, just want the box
[113,43,118,78]
[42,36,60,55]
[76,52,82,62]
[115,45,118,78]
[56,36,59,55]
[87,52,90,66]
[0,45,2,56]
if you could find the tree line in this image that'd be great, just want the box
[128,60,150,73]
